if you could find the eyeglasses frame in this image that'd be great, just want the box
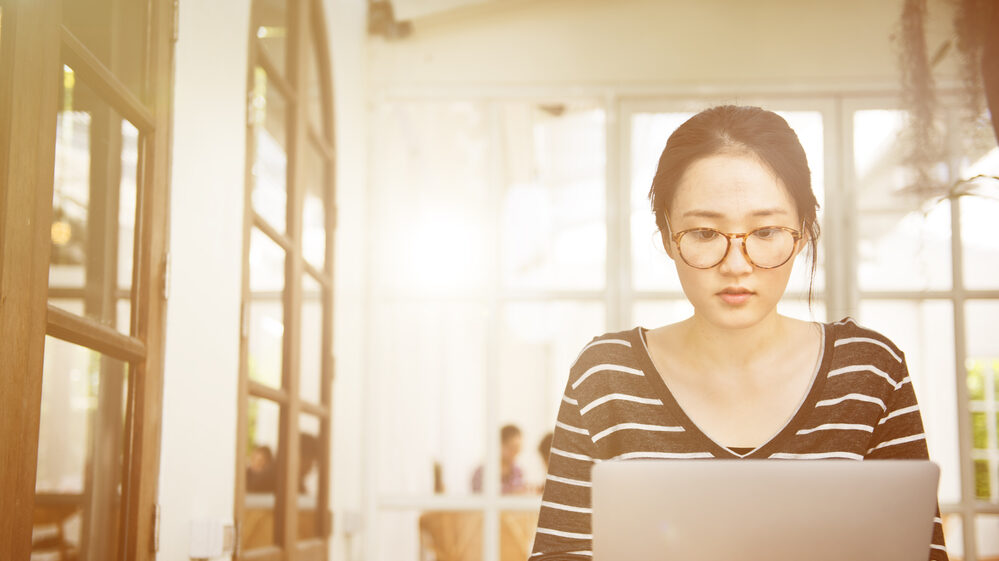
[663,215,806,270]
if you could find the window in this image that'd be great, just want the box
[0,1,174,560]
[368,99,606,560]
[844,98,999,560]
[368,92,999,560]
[235,0,336,557]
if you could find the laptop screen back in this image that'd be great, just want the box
[591,460,939,561]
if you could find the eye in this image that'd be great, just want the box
[687,229,720,242]
[751,227,781,240]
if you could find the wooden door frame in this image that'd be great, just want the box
[0,0,62,557]
[0,0,174,559]
[121,0,173,558]
[235,0,335,557]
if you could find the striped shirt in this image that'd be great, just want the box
[531,317,949,560]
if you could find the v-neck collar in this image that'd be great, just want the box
[632,322,833,459]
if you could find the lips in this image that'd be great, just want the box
[717,287,754,305]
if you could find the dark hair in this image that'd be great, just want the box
[500,424,521,444]
[648,105,821,303]
[252,444,274,461]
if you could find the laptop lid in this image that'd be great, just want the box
[592,460,939,561]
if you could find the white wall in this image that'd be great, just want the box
[326,0,369,560]
[369,0,961,91]
[160,0,250,559]
[160,0,368,559]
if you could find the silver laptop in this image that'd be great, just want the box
[592,460,939,561]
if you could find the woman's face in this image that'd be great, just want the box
[665,152,803,331]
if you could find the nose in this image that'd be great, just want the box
[717,236,754,276]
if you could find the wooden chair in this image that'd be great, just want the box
[241,507,275,550]
[419,510,539,561]
[31,503,80,561]
[500,510,538,561]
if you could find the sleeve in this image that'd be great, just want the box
[865,356,949,561]
[530,385,598,560]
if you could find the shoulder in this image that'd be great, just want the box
[827,317,904,357]
[825,316,907,377]
[567,328,643,384]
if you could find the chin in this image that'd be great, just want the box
[693,301,779,331]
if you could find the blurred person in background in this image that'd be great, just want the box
[472,424,528,494]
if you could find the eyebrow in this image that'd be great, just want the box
[681,208,790,219]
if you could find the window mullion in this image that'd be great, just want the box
[608,94,627,332]
[61,27,155,132]
[819,98,839,321]
[482,100,503,561]
[948,121,979,560]
[278,0,309,549]
[832,96,854,320]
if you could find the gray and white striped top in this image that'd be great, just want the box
[531,317,948,561]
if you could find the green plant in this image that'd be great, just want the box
[971,411,987,448]
[974,459,990,499]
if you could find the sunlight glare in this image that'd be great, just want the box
[399,207,485,292]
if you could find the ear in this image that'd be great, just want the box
[793,226,810,258]
[660,229,677,261]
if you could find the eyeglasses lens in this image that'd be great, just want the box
[679,228,795,268]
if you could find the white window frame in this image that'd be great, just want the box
[365,86,999,561]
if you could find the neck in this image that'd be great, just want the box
[680,312,788,371]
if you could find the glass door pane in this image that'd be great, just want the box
[63,0,147,97]
[50,66,139,335]
[299,273,322,403]
[248,228,286,389]
[298,414,322,540]
[302,141,327,269]
[35,337,129,561]
[250,67,289,233]
[243,397,282,549]
[252,0,288,77]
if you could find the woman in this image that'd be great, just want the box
[531,105,948,560]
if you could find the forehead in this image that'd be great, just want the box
[671,152,796,221]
